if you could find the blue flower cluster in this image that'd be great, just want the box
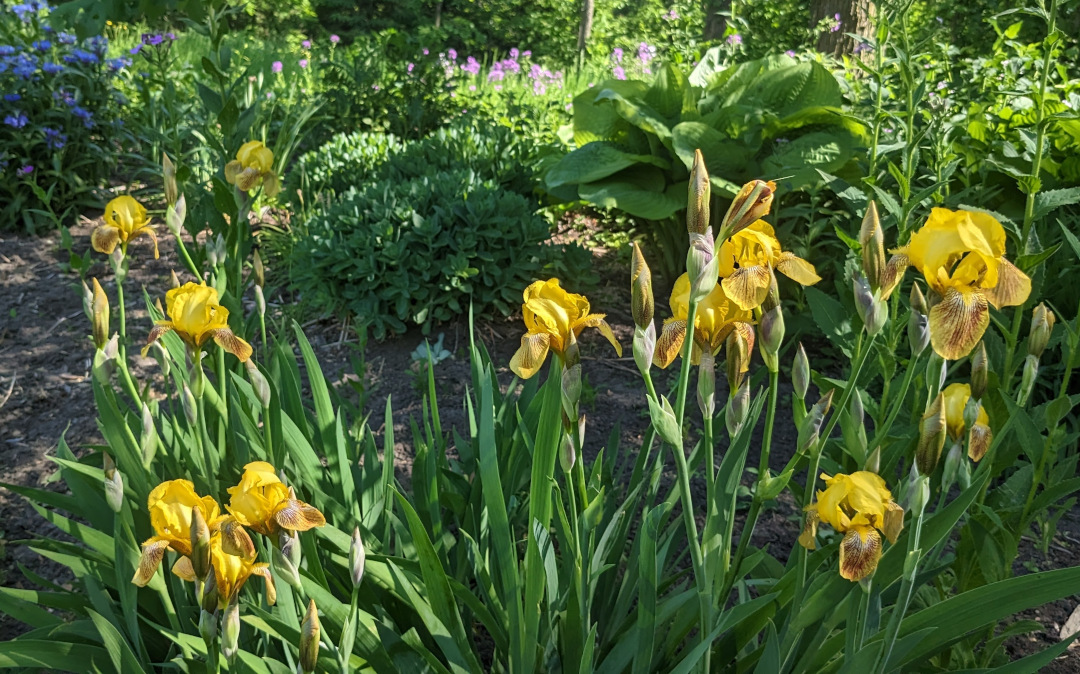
[11,1,47,22]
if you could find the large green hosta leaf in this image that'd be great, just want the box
[572,80,651,148]
[545,142,671,188]
[761,131,857,188]
[577,166,684,220]
[671,121,757,182]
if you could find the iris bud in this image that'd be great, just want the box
[1028,303,1055,359]
[908,284,930,356]
[190,506,211,580]
[697,352,716,418]
[221,601,240,662]
[633,323,656,377]
[792,342,810,400]
[630,242,654,329]
[717,178,775,242]
[725,380,750,437]
[859,202,886,291]
[300,599,321,673]
[103,453,124,514]
[350,527,366,587]
[916,392,947,476]
[687,149,711,235]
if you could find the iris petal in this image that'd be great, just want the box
[929,287,989,360]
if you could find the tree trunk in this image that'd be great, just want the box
[577,0,595,53]
[702,0,731,41]
[434,0,443,28]
[811,0,873,57]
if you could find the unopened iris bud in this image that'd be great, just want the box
[200,571,219,613]
[152,341,170,378]
[300,599,321,673]
[198,609,216,646]
[631,242,654,329]
[908,283,929,355]
[190,506,211,580]
[758,305,784,372]
[182,383,197,425]
[350,527,366,587]
[958,458,972,489]
[970,341,988,400]
[207,234,226,268]
[853,275,886,335]
[281,517,302,567]
[864,446,881,473]
[927,352,946,392]
[725,324,753,391]
[942,441,963,492]
[761,272,781,313]
[725,380,750,437]
[717,178,775,242]
[633,323,656,377]
[797,389,834,452]
[916,392,947,476]
[850,392,867,455]
[253,249,266,288]
[169,269,181,290]
[103,453,124,514]
[909,474,930,517]
[166,194,186,237]
[163,153,178,206]
[1028,303,1055,359]
[697,352,716,418]
[89,278,110,350]
[859,202,886,291]
[792,342,810,400]
[559,430,576,472]
[561,361,582,421]
[272,543,302,590]
[687,149,711,235]
[686,231,719,303]
[141,403,157,465]
[221,601,240,662]
[245,360,272,408]
[1017,354,1039,406]
[255,284,266,318]
[81,279,93,321]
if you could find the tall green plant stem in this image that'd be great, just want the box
[112,251,142,404]
[866,349,922,458]
[669,298,711,673]
[720,367,779,605]
[1004,0,1058,391]
[877,476,928,671]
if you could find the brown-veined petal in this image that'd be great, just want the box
[983,258,1031,309]
[721,265,772,311]
[509,331,551,379]
[273,499,327,532]
[250,563,277,606]
[652,319,686,369]
[882,501,904,544]
[775,252,821,286]
[968,423,992,462]
[577,313,623,357]
[798,509,819,550]
[224,160,243,185]
[132,537,171,587]
[879,252,910,300]
[210,328,253,362]
[219,518,257,559]
[929,286,989,360]
[839,525,882,582]
[171,555,197,582]
[131,225,160,259]
[236,167,261,192]
[91,224,121,255]
[262,171,281,198]
[142,321,175,357]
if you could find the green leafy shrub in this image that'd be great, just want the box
[1,2,129,233]
[285,130,403,210]
[289,169,588,338]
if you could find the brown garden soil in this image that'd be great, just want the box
[1,219,1078,669]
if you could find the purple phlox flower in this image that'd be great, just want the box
[501,58,520,74]
[831,13,842,32]
[42,61,62,74]
[528,64,542,79]
[637,42,655,64]
[613,65,626,80]
[522,50,531,58]
[372,84,380,91]
[330,34,340,44]
[4,111,29,128]
[266,91,274,99]
[32,39,51,51]
[565,103,572,111]
[664,9,679,21]
[785,49,797,57]
[299,58,308,68]
[493,84,502,91]
[4,93,21,102]
[166,32,176,40]
[469,84,476,91]
[853,42,872,54]
[272,60,283,73]
[937,80,947,90]
[58,32,77,45]
[510,48,519,59]
[727,34,743,46]
[407,62,415,72]
[19,165,34,175]
[447,48,457,61]
[301,39,311,49]
[613,47,623,63]
[533,80,546,96]
[462,56,480,75]
[487,64,503,82]
[423,48,429,55]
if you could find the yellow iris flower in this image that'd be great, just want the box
[92,195,159,259]
[717,220,820,310]
[132,480,225,586]
[799,471,904,582]
[653,273,754,368]
[170,532,277,608]
[225,461,326,537]
[509,279,622,379]
[144,282,253,362]
[225,140,281,197]
[942,382,993,461]
[901,208,1030,360]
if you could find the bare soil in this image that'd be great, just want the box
[1,222,1078,670]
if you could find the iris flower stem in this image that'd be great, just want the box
[877,477,928,671]
[174,235,202,280]
[866,349,922,466]
[112,260,143,404]
[566,463,590,668]
[670,298,711,673]
[263,404,275,468]
[215,346,227,454]
[721,368,780,606]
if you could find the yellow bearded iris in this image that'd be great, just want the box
[799,471,904,582]
[225,140,281,197]
[184,532,277,608]
[717,220,820,310]
[902,208,1030,360]
[225,461,326,537]
[144,282,253,362]
[942,382,993,461]
[92,195,159,259]
[132,480,225,586]
[509,279,622,379]
[653,273,754,368]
